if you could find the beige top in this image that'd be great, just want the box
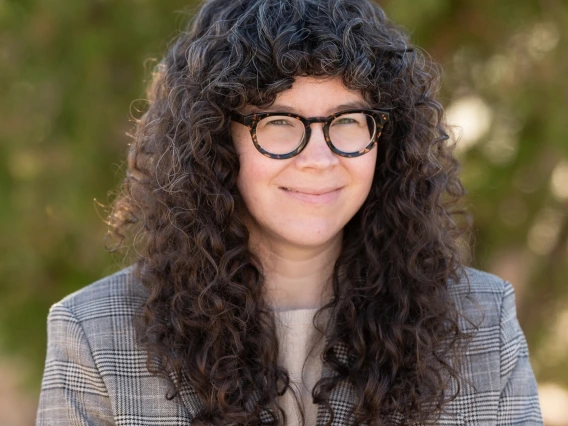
[273,307,328,426]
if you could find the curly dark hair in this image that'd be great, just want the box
[108,0,474,424]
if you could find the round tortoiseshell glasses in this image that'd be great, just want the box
[231,109,389,159]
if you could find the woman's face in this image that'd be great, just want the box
[231,76,377,250]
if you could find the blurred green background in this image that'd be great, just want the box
[1,0,566,424]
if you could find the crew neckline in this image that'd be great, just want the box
[272,306,321,313]
[272,306,327,328]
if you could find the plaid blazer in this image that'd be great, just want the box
[37,266,543,425]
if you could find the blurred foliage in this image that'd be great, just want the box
[385,0,568,387]
[0,0,566,401]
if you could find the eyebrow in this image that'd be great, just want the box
[250,100,372,115]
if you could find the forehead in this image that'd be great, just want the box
[247,76,369,115]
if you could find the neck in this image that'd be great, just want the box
[248,231,342,311]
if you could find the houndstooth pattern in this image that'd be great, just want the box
[36,267,543,425]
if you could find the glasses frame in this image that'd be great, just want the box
[231,109,390,159]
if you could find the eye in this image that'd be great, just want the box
[333,117,357,125]
[264,118,294,126]
[332,113,367,127]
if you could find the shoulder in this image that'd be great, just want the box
[51,265,147,323]
[448,267,516,329]
[42,270,190,421]
[450,266,510,296]
[442,270,543,423]
[46,266,148,361]
[45,266,154,386]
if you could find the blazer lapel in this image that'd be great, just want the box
[173,372,283,424]
[315,340,362,426]
[176,382,204,420]
[314,340,405,426]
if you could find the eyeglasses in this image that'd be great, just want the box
[231,109,389,159]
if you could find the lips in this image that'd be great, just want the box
[279,186,340,195]
[278,186,342,204]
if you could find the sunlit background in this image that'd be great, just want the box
[1,0,566,424]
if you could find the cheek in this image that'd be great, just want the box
[351,152,377,195]
[237,160,260,198]
[235,152,280,202]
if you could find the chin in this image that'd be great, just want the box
[276,226,343,249]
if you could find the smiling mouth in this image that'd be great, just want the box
[279,187,339,195]
[278,187,343,205]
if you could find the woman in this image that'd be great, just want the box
[37,0,543,425]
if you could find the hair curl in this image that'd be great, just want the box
[109,0,473,424]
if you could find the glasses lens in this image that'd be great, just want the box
[255,115,305,155]
[329,113,377,153]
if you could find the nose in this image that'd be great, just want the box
[293,123,339,169]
